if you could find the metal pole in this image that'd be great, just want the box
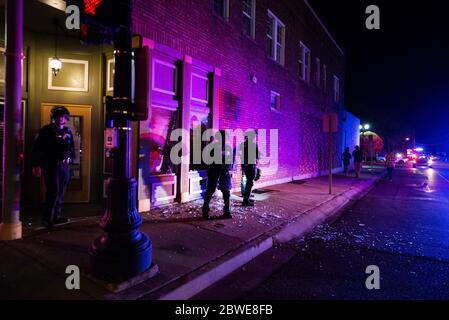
[90,0,152,281]
[328,117,333,195]
[0,0,23,241]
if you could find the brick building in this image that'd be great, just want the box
[132,0,352,211]
[0,0,358,223]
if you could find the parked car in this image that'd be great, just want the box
[414,154,433,168]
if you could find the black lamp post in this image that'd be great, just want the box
[89,0,152,281]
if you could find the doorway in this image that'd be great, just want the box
[41,103,92,203]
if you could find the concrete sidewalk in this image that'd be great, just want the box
[0,167,384,300]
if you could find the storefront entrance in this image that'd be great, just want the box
[40,103,92,203]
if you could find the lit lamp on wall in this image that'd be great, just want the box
[50,20,62,76]
[49,56,62,76]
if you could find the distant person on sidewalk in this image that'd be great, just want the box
[31,106,75,228]
[352,146,363,178]
[385,150,396,181]
[342,147,352,176]
[202,130,235,220]
[239,131,259,207]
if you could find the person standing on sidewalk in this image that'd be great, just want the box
[385,150,396,181]
[202,130,234,220]
[239,131,259,207]
[342,147,352,177]
[31,106,75,228]
[352,145,363,178]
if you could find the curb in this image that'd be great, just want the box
[147,175,381,300]
[157,237,273,300]
[272,178,377,244]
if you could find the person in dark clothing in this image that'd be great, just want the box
[352,145,363,178]
[385,150,396,182]
[239,131,259,207]
[342,147,352,177]
[32,106,75,228]
[202,130,234,220]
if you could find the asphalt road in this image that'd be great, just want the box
[195,162,449,300]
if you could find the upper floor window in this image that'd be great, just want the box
[315,58,321,87]
[243,0,256,39]
[299,42,310,82]
[334,75,340,103]
[270,90,281,112]
[322,64,327,92]
[267,10,285,65]
[213,0,230,21]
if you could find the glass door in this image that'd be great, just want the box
[41,103,92,203]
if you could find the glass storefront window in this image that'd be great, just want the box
[140,107,178,175]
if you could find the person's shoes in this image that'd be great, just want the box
[53,217,70,226]
[42,219,53,229]
[202,206,210,220]
[223,208,232,219]
[242,201,254,207]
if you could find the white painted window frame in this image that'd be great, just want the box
[0,48,24,87]
[267,10,285,65]
[151,58,178,96]
[270,90,281,112]
[299,42,311,83]
[191,72,209,104]
[106,58,114,92]
[243,0,256,39]
[214,0,230,21]
[48,58,89,92]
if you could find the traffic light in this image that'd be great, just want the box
[66,0,123,45]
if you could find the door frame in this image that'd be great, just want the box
[41,103,92,203]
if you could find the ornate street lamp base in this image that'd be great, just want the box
[90,232,152,282]
[89,178,152,282]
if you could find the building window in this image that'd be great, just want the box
[315,58,321,87]
[270,91,281,112]
[334,75,340,103]
[213,0,230,20]
[322,64,327,92]
[267,10,285,65]
[299,42,310,82]
[243,0,256,39]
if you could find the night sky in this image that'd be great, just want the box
[308,0,449,151]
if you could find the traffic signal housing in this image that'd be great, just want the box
[66,0,123,45]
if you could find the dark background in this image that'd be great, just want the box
[309,0,449,152]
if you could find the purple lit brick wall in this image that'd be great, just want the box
[132,0,345,185]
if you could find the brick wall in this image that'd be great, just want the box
[132,0,345,185]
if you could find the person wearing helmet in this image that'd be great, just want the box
[31,106,75,228]
[202,130,235,220]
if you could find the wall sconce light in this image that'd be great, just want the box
[50,57,62,76]
[50,19,62,76]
